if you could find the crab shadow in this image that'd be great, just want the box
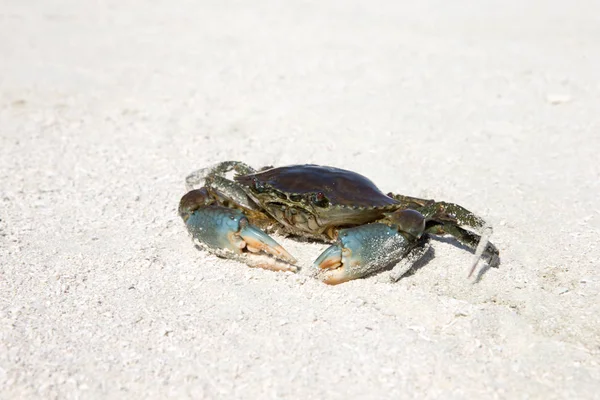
[425,236,497,283]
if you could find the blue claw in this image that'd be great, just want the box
[314,244,343,270]
[185,207,297,265]
[314,223,412,284]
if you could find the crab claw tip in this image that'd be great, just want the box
[313,244,343,270]
[239,223,297,264]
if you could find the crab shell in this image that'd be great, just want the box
[234,165,401,237]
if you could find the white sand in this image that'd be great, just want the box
[1,1,599,398]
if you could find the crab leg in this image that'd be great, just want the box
[184,161,260,211]
[185,161,255,191]
[389,194,487,230]
[389,240,432,282]
[426,223,499,272]
[389,194,500,272]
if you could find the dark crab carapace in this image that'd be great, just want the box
[178,161,499,284]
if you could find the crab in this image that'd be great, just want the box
[178,161,499,284]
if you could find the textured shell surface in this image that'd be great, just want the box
[235,164,398,208]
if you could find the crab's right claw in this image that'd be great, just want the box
[184,205,297,271]
[314,223,412,285]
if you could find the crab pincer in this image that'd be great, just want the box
[314,210,427,284]
[180,190,297,271]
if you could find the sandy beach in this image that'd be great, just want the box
[1,0,599,398]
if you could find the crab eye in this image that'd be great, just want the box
[252,177,265,193]
[311,192,329,207]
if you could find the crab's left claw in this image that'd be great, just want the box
[185,206,297,271]
[314,223,414,284]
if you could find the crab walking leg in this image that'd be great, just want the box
[389,194,488,232]
[184,206,297,272]
[314,224,417,284]
[390,193,500,273]
[425,223,500,271]
[185,161,255,190]
[184,162,259,211]
[469,225,494,278]
[389,239,431,282]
